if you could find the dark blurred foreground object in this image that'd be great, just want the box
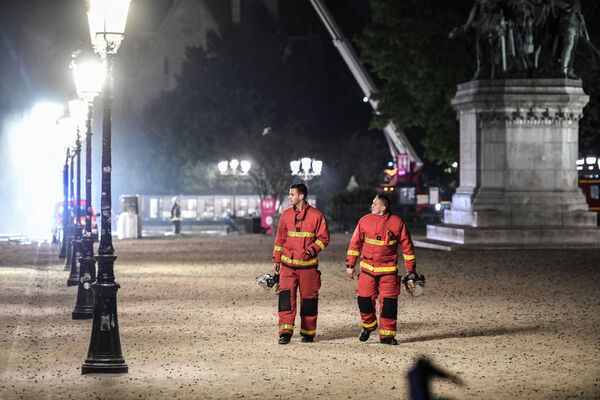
[408,357,464,400]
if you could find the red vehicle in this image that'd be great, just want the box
[52,199,98,243]
[578,157,600,225]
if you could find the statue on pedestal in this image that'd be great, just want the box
[451,0,599,79]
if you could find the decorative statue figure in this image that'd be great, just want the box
[453,0,599,79]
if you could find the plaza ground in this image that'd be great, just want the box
[0,233,599,399]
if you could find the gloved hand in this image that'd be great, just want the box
[346,265,355,279]
[401,271,426,297]
[273,262,281,273]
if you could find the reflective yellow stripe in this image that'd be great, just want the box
[362,320,377,329]
[380,329,396,336]
[300,329,315,335]
[274,246,283,252]
[279,324,294,332]
[359,261,398,273]
[347,249,360,256]
[281,255,318,267]
[364,237,385,245]
[315,239,325,250]
[287,231,315,238]
[365,237,397,246]
[403,253,416,261]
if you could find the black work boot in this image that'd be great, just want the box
[278,334,291,345]
[300,334,314,343]
[359,329,373,342]
[380,337,398,345]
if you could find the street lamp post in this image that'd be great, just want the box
[64,146,76,271]
[218,159,251,219]
[290,157,323,182]
[70,64,103,318]
[59,148,70,259]
[81,0,130,375]
[67,127,83,286]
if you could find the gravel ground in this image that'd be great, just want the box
[0,233,599,399]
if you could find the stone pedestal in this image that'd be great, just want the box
[426,79,600,247]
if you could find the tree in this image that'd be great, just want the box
[124,8,379,200]
[356,0,472,165]
[357,0,600,164]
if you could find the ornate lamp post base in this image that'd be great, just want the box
[63,226,73,271]
[81,254,127,374]
[67,236,82,286]
[72,235,96,319]
[81,358,128,374]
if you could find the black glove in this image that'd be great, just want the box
[402,271,425,286]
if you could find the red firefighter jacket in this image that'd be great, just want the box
[273,203,330,268]
[346,212,415,276]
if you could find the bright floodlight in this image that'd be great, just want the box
[72,59,104,102]
[56,117,78,144]
[68,99,87,128]
[290,160,300,174]
[88,0,131,55]
[31,102,65,122]
[312,160,323,175]
[452,161,458,168]
[240,160,251,174]
[576,159,584,166]
[229,159,239,172]
[217,161,228,174]
[301,157,312,172]
[585,156,597,165]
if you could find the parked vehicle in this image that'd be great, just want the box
[52,199,97,243]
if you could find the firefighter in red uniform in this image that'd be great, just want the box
[345,194,416,345]
[273,183,330,344]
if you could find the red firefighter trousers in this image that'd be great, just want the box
[278,266,321,337]
[356,272,400,338]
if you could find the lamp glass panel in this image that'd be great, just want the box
[217,161,228,174]
[240,160,251,173]
[300,157,312,172]
[312,160,323,175]
[290,160,300,173]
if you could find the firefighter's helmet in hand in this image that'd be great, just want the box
[256,273,279,293]
[402,272,426,297]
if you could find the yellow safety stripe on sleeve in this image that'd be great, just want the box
[279,324,294,332]
[315,239,325,250]
[359,261,398,273]
[364,237,397,246]
[379,329,396,336]
[347,249,360,256]
[281,255,318,267]
[287,231,315,238]
[402,253,416,261]
[300,329,315,336]
[362,320,377,329]
[273,246,283,252]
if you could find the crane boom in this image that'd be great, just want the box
[309,0,422,167]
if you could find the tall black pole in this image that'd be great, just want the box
[67,132,83,286]
[59,149,70,259]
[73,107,96,319]
[82,53,127,374]
[64,150,75,271]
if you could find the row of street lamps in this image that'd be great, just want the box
[56,0,130,375]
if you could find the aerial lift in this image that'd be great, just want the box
[309,0,424,193]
